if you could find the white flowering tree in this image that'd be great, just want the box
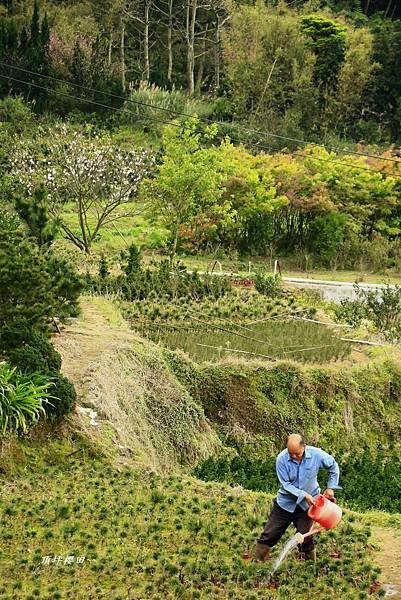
[12,127,152,253]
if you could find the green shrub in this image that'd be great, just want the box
[0,96,34,128]
[47,372,76,419]
[3,325,75,419]
[333,298,366,328]
[0,364,52,434]
[308,212,348,269]
[194,447,401,514]
[121,244,141,278]
[0,317,40,354]
[0,210,20,238]
[0,232,54,348]
[255,273,282,298]
[14,185,58,248]
[334,283,401,340]
[46,253,82,319]
[6,331,75,419]
[98,255,109,279]
[86,257,230,303]
[8,332,62,374]
[358,283,401,341]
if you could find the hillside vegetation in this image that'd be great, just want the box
[178,355,401,454]
[55,298,401,469]
[2,1,401,598]
[1,1,401,275]
[0,0,400,143]
[0,297,395,600]
[0,430,383,600]
[53,297,220,473]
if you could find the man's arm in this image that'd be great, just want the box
[276,457,315,506]
[320,450,342,498]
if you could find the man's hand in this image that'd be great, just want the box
[305,493,316,507]
[323,488,335,500]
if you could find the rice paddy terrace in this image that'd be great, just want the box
[123,287,352,365]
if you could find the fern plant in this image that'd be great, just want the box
[0,364,53,435]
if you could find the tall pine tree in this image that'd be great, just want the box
[14,185,58,248]
[30,0,40,47]
[40,11,50,65]
[24,1,52,108]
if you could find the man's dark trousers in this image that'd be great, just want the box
[257,499,315,553]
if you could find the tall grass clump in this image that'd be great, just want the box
[0,364,52,435]
[120,83,214,124]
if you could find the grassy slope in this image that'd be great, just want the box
[1,297,399,599]
[0,429,385,600]
[165,350,401,457]
[53,297,220,473]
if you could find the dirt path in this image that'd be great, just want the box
[53,296,135,399]
[52,296,145,466]
[372,527,401,598]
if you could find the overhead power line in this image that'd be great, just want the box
[71,13,401,164]
[0,72,183,130]
[1,68,401,179]
[1,60,401,166]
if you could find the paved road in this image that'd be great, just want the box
[283,277,393,302]
[190,270,394,303]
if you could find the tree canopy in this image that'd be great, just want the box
[0,0,400,143]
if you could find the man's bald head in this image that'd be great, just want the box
[287,433,306,462]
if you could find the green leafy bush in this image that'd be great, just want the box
[98,255,109,279]
[0,210,20,239]
[359,284,401,341]
[308,212,348,268]
[0,218,81,351]
[45,253,82,319]
[0,230,53,347]
[48,372,76,419]
[121,244,141,278]
[0,364,52,435]
[86,256,230,303]
[14,185,58,248]
[0,96,34,128]
[338,448,401,513]
[300,15,346,86]
[333,298,366,328]
[334,283,401,340]
[255,273,282,298]
[7,334,75,419]
[0,209,78,424]
[8,332,62,374]
[194,447,401,513]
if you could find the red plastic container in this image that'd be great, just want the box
[307,494,342,529]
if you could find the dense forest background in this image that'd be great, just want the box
[0,0,401,144]
[1,0,401,273]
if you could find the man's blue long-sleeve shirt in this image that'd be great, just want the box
[276,445,341,513]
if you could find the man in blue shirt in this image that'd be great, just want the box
[254,433,341,562]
